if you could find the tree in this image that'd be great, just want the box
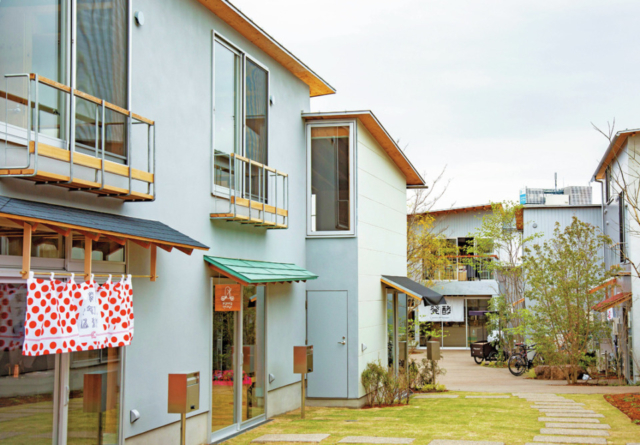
[467,201,539,349]
[522,217,615,384]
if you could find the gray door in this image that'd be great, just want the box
[306,291,348,398]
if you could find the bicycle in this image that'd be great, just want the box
[508,343,544,376]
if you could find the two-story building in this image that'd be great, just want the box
[592,129,638,384]
[0,1,429,443]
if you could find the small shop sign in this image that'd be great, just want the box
[215,284,241,312]
[418,298,464,322]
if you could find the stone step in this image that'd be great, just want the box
[545,423,610,430]
[465,395,510,399]
[537,413,603,418]
[531,402,584,405]
[532,436,607,444]
[428,441,504,445]
[532,405,585,409]
[537,410,595,414]
[539,418,600,423]
[539,429,609,437]
[338,437,414,444]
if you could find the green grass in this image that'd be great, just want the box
[224,392,640,445]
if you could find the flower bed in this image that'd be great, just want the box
[604,393,640,425]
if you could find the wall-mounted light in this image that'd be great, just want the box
[268,373,275,384]
[130,409,141,423]
[361,343,367,352]
[134,11,145,26]
[532,223,538,229]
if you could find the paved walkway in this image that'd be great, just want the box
[411,350,640,394]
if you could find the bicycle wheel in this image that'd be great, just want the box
[474,356,484,365]
[508,355,527,376]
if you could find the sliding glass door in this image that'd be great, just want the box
[386,290,408,375]
[212,285,265,441]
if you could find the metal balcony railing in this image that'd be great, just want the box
[426,256,496,281]
[210,152,288,229]
[0,73,155,201]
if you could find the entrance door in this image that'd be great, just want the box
[387,291,408,375]
[211,285,265,440]
[306,291,348,398]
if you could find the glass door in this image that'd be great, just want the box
[212,285,265,440]
[386,291,408,375]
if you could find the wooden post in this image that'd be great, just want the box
[150,244,157,282]
[84,236,92,282]
[21,223,32,279]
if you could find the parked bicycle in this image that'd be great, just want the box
[508,343,544,376]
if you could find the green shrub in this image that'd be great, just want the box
[361,360,411,407]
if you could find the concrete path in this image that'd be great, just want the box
[516,393,613,445]
[412,350,640,394]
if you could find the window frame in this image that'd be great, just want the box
[211,31,270,202]
[305,120,356,238]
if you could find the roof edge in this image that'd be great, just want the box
[200,0,335,97]
[303,110,426,186]
[592,129,640,181]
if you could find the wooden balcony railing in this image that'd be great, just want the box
[0,73,155,201]
[210,153,288,229]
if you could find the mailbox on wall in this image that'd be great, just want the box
[168,372,200,414]
[293,345,313,374]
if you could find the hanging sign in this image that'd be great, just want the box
[215,284,241,312]
[418,298,465,322]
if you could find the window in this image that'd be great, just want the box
[619,192,626,263]
[307,123,354,236]
[212,35,269,202]
[605,166,612,202]
[0,0,67,139]
[0,225,65,259]
[71,236,125,262]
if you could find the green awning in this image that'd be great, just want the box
[204,256,318,285]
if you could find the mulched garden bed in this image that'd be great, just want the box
[604,393,640,425]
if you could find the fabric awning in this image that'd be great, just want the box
[0,196,208,252]
[381,276,446,306]
[592,292,632,312]
[204,256,318,285]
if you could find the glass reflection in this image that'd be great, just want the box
[212,302,235,432]
[67,348,121,445]
[0,283,56,444]
[242,286,264,422]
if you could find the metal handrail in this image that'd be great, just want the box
[0,73,155,201]
[212,151,288,228]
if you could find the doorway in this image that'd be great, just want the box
[0,282,123,444]
[306,291,348,398]
[211,285,266,440]
[387,290,408,374]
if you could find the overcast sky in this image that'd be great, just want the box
[234,0,640,208]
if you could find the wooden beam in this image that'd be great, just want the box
[8,218,38,231]
[155,243,173,253]
[77,230,101,242]
[175,246,193,256]
[104,234,126,246]
[21,224,32,279]
[130,239,151,249]
[44,224,71,237]
[84,236,92,281]
[150,244,157,282]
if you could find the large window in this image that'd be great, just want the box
[307,123,354,236]
[212,36,269,201]
[0,0,67,139]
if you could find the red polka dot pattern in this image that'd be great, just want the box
[21,275,134,356]
[0,284,28,352]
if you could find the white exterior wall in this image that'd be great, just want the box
[355,121,408,397]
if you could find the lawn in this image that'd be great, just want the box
[224,392,640,445]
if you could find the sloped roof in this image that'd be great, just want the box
[302,111,426,186]
[0,196,208,250]
[592,129,640,181]
[204,256,318,284]
[381,276,446,305]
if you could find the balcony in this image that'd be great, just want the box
[210,153,288,229]
[427,255,496,281]
[0,73,155,201]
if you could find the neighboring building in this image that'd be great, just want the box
[301,111,430,406]
[418,204,500,349]
[0,1,429,443]
[591,129,638,383]
[520,185,593,206]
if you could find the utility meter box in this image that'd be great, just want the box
[168,372,200,414]
[83,370,118,413]
[427,341,440,361]
[293,345,313,374]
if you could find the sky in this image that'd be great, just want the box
[234,0,640,208]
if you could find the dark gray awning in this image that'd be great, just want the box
[0,196,208,251]
[381,275,446,306]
